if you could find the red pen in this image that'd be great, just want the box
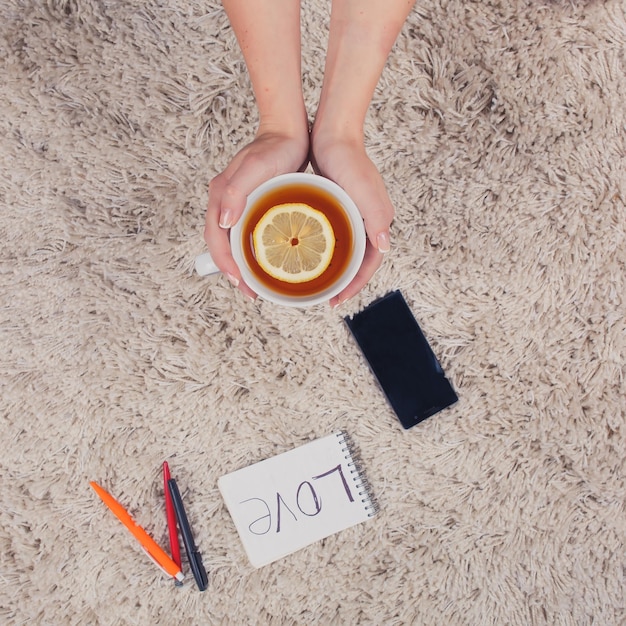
[163,461,182,585]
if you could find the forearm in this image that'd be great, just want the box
[222,0,308,136]
[315,0,415,141]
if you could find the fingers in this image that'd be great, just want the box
[328,157,394,306]
[329,240,384,308]
[207,151,271,240]
[365,207,392,255]
[314,143,394,256]
[203,202,259,301]
[217,149,282,227]
[345,167,394,254]
[204,148,280,297]
[204,175,241,285]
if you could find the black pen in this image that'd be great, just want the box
[167,478,208,592]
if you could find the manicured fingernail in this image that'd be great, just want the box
[376,232,390,253]
[219,209,233,229]
[226,273,239,287]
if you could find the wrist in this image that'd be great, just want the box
[257,102,309,144]
[310,117,364,151]
[311,84,368,146]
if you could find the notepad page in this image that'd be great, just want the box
[218,433,375,568]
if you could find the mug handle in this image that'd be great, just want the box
[195,252,220,276]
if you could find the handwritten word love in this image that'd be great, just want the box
[240,464,355,535]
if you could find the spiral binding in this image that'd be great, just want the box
[336,431,380,517]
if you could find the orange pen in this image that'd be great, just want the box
[90,481,184,582]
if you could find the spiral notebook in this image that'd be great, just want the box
[218,432,378,568]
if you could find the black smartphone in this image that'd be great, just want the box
[344,290,458,429]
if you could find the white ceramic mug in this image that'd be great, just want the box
[195,172,366,307]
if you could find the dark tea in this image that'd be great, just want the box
[241,182,354,297]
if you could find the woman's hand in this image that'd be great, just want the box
[308,0,414,305]
[310,131,394,307]
[208,0,308,299]
[204,128,309,300]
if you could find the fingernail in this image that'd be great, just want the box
[246,294,256,303]
[219,209,233,229]
[376,232,390,253]
[226,273,239,287]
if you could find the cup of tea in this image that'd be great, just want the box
[195,173,366,307]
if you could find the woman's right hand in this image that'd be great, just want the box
[309,130,395,307]
[203,128,309,300]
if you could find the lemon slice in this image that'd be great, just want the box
[252,203,336,283]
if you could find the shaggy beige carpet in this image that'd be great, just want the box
[1,0,625,624]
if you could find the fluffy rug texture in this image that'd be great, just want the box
[1,0,625,624]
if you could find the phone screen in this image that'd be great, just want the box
[344,290,458,429]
